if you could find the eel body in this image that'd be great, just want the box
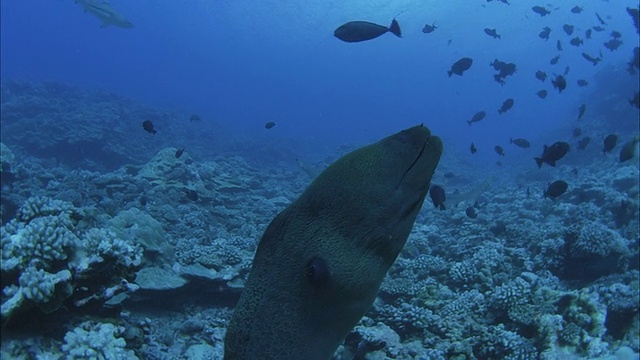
[224,125,443,359]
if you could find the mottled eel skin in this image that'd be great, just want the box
[224,125,442,359]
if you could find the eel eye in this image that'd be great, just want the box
[306,257,329,287]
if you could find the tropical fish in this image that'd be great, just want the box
[550,55,560,65]
[498,98,514,114]
[334,19,401,42]
[448,57,473,77]
[510,138,531,148]
[603,134,618,153]
[422,22,438,33]
[265,121,276,129]
[603,39,622,51]
[75,0,134,28]
[470,142,477,154]
[577,79,589,87]
[577,137,591,150]
[535,141,570,168]
[619,137,639,162]
[563,24,574,36]
[465,206,478,219]
[569,37,583,47]
[570,6,583,14]
[578,104,586,120]
[535,70,547,82]
[582,52,602,66]
[484,28,501,39]
[552,75,567,93]
[539,27,551,40]
[536,90,548,99]
[532,5,551,16]
[142,120,157,134]
[467,111,486,126]
[544,180,568,200]
[429,185,446,210]
[175,148,185,158]
[494,145,505,156]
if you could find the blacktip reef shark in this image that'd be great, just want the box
[225,125,442,359]
[74,0,134,29]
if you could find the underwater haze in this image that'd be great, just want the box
[1,0,639,359]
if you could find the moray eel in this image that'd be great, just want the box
[224,125,442,359]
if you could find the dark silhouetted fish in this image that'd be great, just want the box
[535,141,570,167]
[496,161,503,166]
[592,25,605,32]
[422,22,438,33]
[265,121,276,129]
[582,52,602,65]
[556,40,563,51]
[535,70,547,82]
[470,142,477,154]
[572,128,582,138]
[577,104,586,120]
[611,30,622,39]
[628,47,639,74]
[539,27,551,40]
[595,12,607,25]
[577,79,588,87]
[563,66,571,75]
[190,114,201,122]
[619,137,639,162]
[175,148,185,158]
[334,19,401,42]
[628,7,639,34]
[429,185,446,210]
[537,90,548,99]
[577,136,590,150]
[570,6,582,14]
[498,98,514,114]
[510,138,530,148]
[444,171,455,179]
[603,134,618,153]
[142,120,157,134]
[603,38,622,51]
[585,28,592,39]
[544,180,568,200]
[552,75,567,93]
[569,37,583,47]
[185,188,198,201]
[495,145,505,156]
[448,57,473,77]
[629,92,640,108]
[467,111,486,126]
[550,55,560,65]
[465,206,477,219]
[563,24,574,36]
[490,59,516,85]
[532,5,550,16]
[484,28,501,39]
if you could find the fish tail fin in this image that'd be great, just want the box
[389,19,401,38]
[152,130,157,134]
[447,71,453,77]
[498,35,501,39]
[467,120,472,126]
[510,138,513,144]
[534,157,543,168]
[498,109,503,114]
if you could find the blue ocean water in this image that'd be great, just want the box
[1,0,639,359]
